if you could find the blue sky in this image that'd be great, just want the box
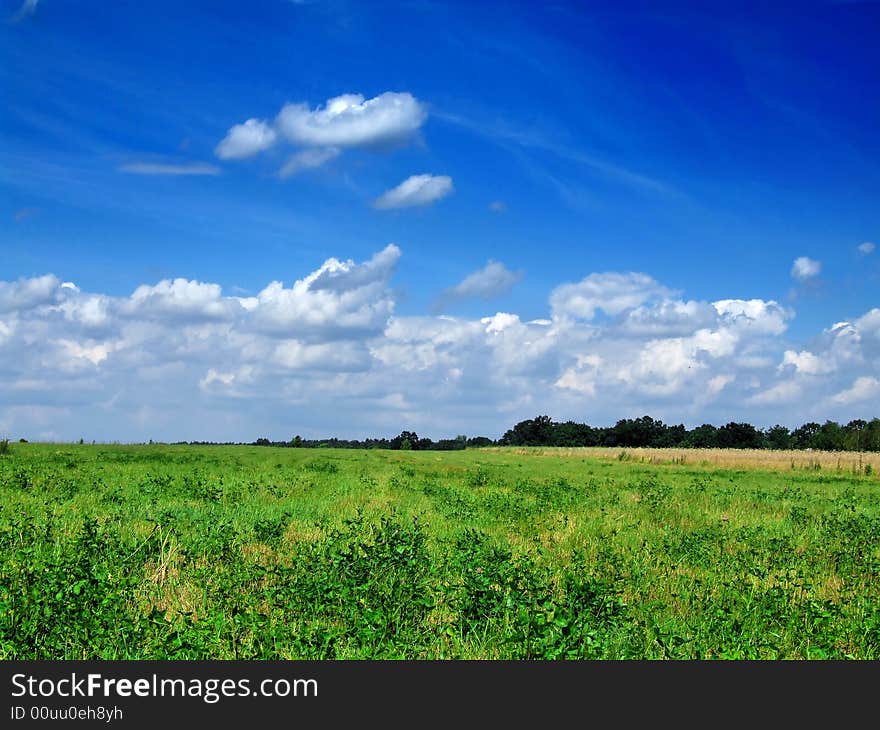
[1,0,879,441]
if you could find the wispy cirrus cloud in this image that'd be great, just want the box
[13,207,38,222]
[373,174,453,210]
[434,109,680,198]
[279,147,341,178]
[118,162,221,176]
[10,0,39,22]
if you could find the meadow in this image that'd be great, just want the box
[0,442,877,659]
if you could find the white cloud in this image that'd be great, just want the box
[555,354,601,397]
[489,201,506,213]
[436,261,522,309]
[215,118,278,160]
[374,174,454,209]
[119,162,220,176]
[3,253,880,441]
[275,92,426,149]
[707,374,734,395]
[713,299,790,335]
[748,380,802,406]
[279,147,341,177]
[550,272,673,321]
[249,244,400,337]
[780,349,835,376]
[831,376,880,405]
[621,300,716,336]
[200,368,236,388]
[855,308,880,337]
[0,274,61,313]
[857,242,875,255]
[791,256,821,281]
[217,92,426,168]
[56,339,116,368]
[216,92,428,184]
[125,279,232,321]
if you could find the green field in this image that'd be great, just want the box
[1,443,878,659]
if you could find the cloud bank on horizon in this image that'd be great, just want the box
[1,247,878,442]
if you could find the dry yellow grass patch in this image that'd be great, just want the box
[489,446,879,473]
[140,532,203,619]
[282,519,324,544]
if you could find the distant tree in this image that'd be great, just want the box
[500,415,555,446]
[716,422,763,449]
[254,437,271,446]
[684,424,718,448]
[554,420,599,447]
[466,436,494,448]
[609,416,668,448]
[864,419,880,451]
[391,431,419,450]
[811,421,845,451]
[843,420,868,451]
[290,435,303,448]
[764,425,792,450]
[656,423,687,448]
[792,422,820,449]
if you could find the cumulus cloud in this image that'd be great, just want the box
[621,300,717,337]
[780,349,835,376]
[831,376,880,405]
[435,261,522,310]
[713,299,790,336]
[550,272,674,321]
[215,119,278,160]
[124,279,233,321]
[373,174,454,209]
[748,380,802,406]
[247,244,400,338]
[857,242,875,255]
[216,92,428,175]
[0,275,61,314]
[791,256,821,281]
[2,251,879,441]
[119,162,220,176]
[275,92,426,150]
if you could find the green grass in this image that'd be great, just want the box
[1,443,878,659]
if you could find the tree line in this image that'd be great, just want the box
[234,415,880,452]
[249,432,480,451]
[497,415,880,451]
